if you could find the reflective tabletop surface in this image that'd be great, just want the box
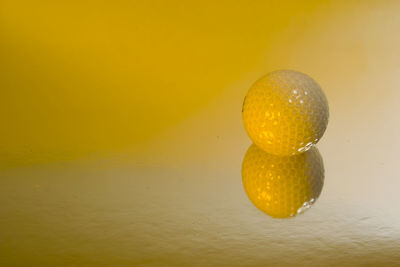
[1,0,400,266]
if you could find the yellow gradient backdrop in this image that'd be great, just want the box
[3,1,400,266]
[1,0,398,167]
[0,0,325,167]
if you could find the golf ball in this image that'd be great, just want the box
[242,70,329,156]
[242,144,324,218]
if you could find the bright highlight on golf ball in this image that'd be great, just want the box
[242,144,324,218]
[242,70,329,156]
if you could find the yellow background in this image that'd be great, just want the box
[1,0,369,167]
[1,0,400,266]
[0,0,318,166]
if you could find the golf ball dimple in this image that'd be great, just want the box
[242,70,329,156]
[242,144,324,219]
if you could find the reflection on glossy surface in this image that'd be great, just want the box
[242,144,324,218]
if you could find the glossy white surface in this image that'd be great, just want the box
[1,79,400,265]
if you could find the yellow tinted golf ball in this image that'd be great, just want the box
[242,144,324,219]
[242,70,329,156]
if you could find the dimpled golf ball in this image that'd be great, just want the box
[242,144,324,218]
[242,70,329,156]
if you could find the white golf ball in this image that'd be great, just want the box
[242,70,329,156]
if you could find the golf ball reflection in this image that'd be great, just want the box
[242,144,324,218]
